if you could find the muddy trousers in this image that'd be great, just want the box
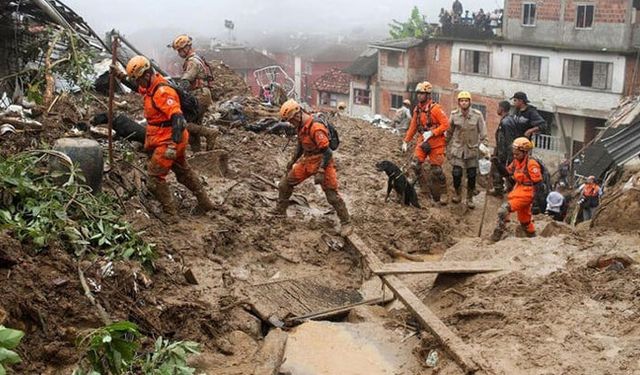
[452,166,476,195]
[187,123,220,152]
[275,176,350,225]
[147,163,215,215]
[413,162,447,203]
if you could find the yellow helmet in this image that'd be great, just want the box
[337,101,346,110]
[126,55,151,79]
[415,81,432,93]
[512,137,533,152]
[457,91,472,100]
[279,99,301,120]
[171,34,192,50]
[403,99,411,105]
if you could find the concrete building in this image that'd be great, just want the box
[343,49,378,117]
[369,37,427,119]
[313,68,350,110]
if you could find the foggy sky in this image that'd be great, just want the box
[64,0,500,47]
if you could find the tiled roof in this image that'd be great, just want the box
[343,49,378,76]
[313,68,350,95]
[369,37,425,51]
[203,47,277,71]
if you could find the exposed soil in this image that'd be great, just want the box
[2,72,639,375]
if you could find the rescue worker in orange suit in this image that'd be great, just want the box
[120,56,215,217]
[490,137,542,241]
[274,99,352,236]
[170,34,219,152]
[402,81,450,205]
[579,175,601,221]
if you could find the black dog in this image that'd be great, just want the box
[375,160,420,208]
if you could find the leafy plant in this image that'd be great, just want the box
[0,152,155,264]
[388,6,434,39]
[75,321,141,375]
[74,321,200,375]
[0,325,25,375]
[138,338,200,375]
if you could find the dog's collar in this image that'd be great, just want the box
[390,170,404,181]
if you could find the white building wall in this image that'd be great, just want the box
[450,42,626,117]
[349,81,375,117]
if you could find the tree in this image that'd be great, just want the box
[388,6,432,39]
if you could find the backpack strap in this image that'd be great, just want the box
[187,54,214,83]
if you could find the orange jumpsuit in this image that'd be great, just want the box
[506,156,542,233]
[140,73,189,181]
[288,116,337,191]
[403,100,449,166]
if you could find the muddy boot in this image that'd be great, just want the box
[273,176,294,216]
[175,166,215,212]
[187,124,203,152]
[204,127,220,151]
[147,179,178,221]
[490,225,504,242]
[452,187,462,204]
[466,190,475,209]
[438,181,448,206]
[326,190,352,236]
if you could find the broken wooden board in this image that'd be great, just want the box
[346,234,483,374]
[374,261,503,275]
[247,276,364,325]
[285,295,394,325]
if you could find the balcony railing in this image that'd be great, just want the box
[533,133,563,153]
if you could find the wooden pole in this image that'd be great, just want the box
[107,35,119,166]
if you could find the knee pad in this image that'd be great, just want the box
[497,202,511,219]
[452,166,463,179]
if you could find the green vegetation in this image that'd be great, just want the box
[0,326,25,375]
[388,6,434,39]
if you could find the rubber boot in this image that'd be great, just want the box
[452,187,462,203]
[273,175,293,216]
[438,179,448,206]
[204,127,220,151]
[326,190,352,236]
[176,166,215,212]
[466,189,475,209]
[490,223,505,242]
[147,179,178,220]
[187,124,203,152]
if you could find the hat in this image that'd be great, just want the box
[511,91,529,103]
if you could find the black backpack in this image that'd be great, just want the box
[524,156,552,215]
[151,81,200,123]
[312,114,340,150]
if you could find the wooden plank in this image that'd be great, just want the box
[253,328,288,375]
[374,261,503,275]
[285,295,394,324]
[346,234,481,374]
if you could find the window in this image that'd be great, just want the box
[471,103,487,119]
[353,89,371,105]
[304,63,312,75]
[459,49,490,75]
[576,5,594,28]
[522,3,536,26]
[431,91,441,103]
[511,54,549,82]
[391,94,404,109]
[434,45,440,62]
[563,59,612,90]
[387,51,402,67]
[320,92,330,106]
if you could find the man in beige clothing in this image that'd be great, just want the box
[446,91,489,208]
[171,34,219,152]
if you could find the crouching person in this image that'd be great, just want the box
[490,137,542,241]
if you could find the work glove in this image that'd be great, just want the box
[401,141,408,153]
[110,64,126,80]
[164,146,177,160]
[422,131,433,141]
[171,114,186,144]
[314,168,325,185]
